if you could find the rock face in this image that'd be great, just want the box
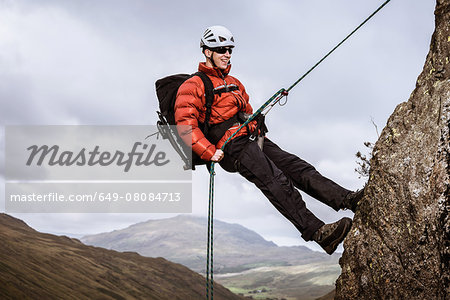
[336,1,449,299]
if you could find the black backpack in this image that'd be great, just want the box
[155,72,214,170]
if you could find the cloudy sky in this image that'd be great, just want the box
[0,0,435,251]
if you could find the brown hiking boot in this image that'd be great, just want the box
[341,188,365,213]
[313,217,352,255]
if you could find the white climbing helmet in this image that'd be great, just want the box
[200,25,235,49]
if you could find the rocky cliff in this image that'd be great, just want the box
[336,0,449,299]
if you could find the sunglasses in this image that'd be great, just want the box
[212,47,233,54]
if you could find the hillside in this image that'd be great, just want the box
[0,213,242,300]
[82,215,340,300]
[336,0,449,298]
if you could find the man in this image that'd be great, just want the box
[175,25,363,255]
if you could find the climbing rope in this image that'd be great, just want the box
[205,1,391,298]
[206,165,215,299]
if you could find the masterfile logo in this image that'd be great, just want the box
[4,125,192,213]
[5,125,190,180]
[26,142,170,172]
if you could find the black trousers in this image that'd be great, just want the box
[220,135,350,241]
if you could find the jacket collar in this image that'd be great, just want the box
[198,62,231,78]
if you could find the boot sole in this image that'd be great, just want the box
[322,217,352,255]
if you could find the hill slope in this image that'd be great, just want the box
[0,213,242,300]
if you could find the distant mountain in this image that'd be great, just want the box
[81,215,336,273]
[81,215,340,300]
[0,213,242,300]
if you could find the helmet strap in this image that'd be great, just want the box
[209,52,218,68]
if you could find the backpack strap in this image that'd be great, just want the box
[193,71,214,137]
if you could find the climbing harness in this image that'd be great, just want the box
[205,1,391,298]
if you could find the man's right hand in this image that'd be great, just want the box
[210,149,224,162]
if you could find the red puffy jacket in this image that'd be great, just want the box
[175,62,255,161]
